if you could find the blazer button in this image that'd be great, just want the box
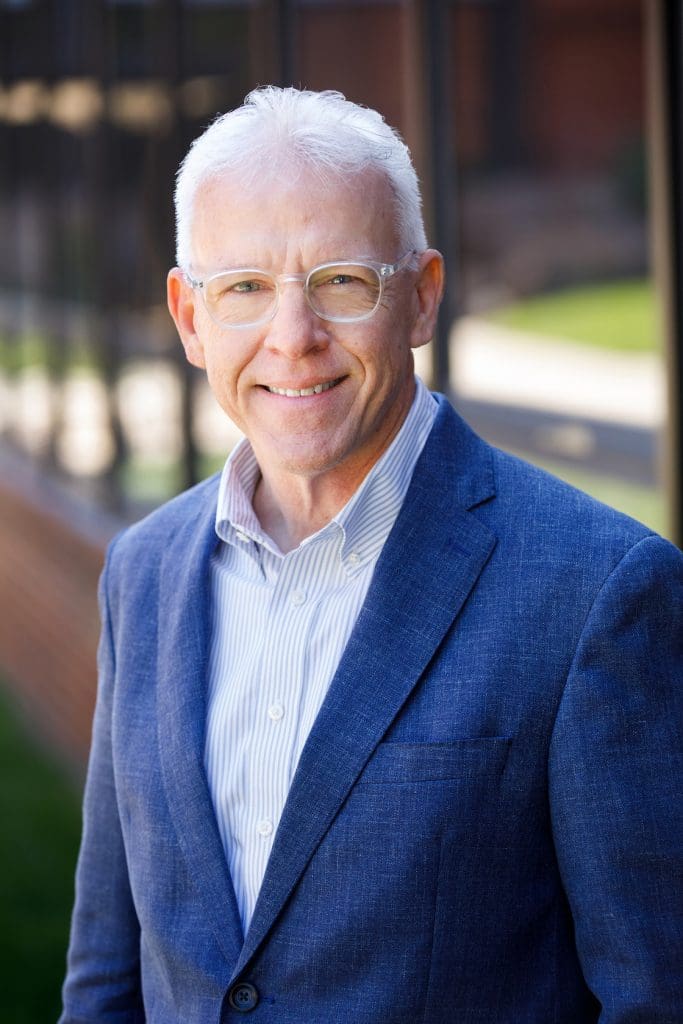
[228,981,259,1012]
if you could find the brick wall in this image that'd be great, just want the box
[529,0,644,171]
[0,452,121,775]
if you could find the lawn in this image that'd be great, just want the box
[487,277,658,353]
[0,688,82,1023]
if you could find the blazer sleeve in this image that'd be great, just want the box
[60,539,145,1023]
[549,533,683,1023]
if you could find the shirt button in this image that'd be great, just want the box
[257,818,274,838]
[290,589,306,606]
[235,531,249,543]
[347,551,361,566]
[268,703,284,722]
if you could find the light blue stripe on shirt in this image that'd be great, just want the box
[204,377,437,932]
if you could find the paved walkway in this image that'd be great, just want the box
[440,318,665,429]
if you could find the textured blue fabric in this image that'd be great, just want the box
[60,396,683,1024]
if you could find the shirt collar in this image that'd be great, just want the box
[215,376,437,563]
[333,378,436,564]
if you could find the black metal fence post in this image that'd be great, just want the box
[647,0,682,546]
[423,0,457,396]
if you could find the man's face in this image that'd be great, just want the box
[168,167,443,492]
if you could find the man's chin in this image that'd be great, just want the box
[255,432,361,482]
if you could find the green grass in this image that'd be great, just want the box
[121,454,228,506]
[487,278,658,353]
[121,455,185,505]
[524,455,669,538]
[0,332,98,374]
[0,687,82,1023]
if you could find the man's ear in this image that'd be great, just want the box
[410,249,445,350]
[167,268,207,370]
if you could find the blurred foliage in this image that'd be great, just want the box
[0,332,97,374]
[488,278,657,353]
[121,455,185,505]
[0,688,81,1023]
[0,332,49,375]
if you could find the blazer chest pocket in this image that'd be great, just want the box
[357,736,512,786]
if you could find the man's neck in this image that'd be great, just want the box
[252,467,363,553]
[247,379,421,553]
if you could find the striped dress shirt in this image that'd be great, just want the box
[204,377,437,933]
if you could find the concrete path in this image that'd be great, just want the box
[445,318,665,429]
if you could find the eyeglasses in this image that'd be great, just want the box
[185,251,416,329]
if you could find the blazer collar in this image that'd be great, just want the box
[233,397,498,978]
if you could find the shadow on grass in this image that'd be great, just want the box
[0,687,82,1023]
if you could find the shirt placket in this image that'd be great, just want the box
[242,544,320,903]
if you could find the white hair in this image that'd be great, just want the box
[174,86,428,269]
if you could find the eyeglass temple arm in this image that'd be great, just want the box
[380,250,417,278]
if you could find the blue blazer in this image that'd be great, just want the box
[61,396,683,1023]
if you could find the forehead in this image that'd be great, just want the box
[190,166,400,271]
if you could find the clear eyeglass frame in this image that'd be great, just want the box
[185,250,417,329]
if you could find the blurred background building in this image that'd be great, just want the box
[0,0,681,810]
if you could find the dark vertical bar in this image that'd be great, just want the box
[668,0,683,545]
[0,5,20,451]
[647,0,682,546]
[275,0,297,87]
[161,0,201,492]
[41,0,66,474]
[86,0,127,512]
[248,0,296,98]
[423,0,457,395]
[489,0,526,169]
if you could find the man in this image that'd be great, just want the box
[61,87,682,1023]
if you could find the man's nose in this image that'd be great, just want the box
[263,282,330,359]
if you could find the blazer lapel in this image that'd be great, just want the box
[234,399,498,978]
[156,481,245,967]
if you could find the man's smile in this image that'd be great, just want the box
[262,376,345,398]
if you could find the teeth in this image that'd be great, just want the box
[267,379,339,397]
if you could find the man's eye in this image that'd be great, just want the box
[326,273,356,286]
[231,279,263,293]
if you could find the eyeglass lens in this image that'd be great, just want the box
[204,263,382,326]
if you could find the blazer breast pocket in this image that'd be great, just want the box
[335,737,514,853]
[356,736,512,786]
